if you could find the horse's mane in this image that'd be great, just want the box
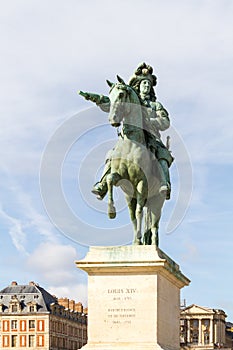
[128,86,141,105]
[109,83,140,105]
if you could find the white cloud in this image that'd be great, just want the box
[26,242,82,287]
[0,181,59,253]
[16,191,58,242]
[25,240,88,304]
[0,206,27,254]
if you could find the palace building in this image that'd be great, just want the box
[180,304,227,349]
[0,281,87,349]
[225,322,233,349]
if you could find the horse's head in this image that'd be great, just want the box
[108,76,131,128]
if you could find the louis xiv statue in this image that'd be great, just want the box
[79,63,174,245]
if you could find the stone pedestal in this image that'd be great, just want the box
[76,246,190,350]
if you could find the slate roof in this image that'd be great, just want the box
[0,282,57,313]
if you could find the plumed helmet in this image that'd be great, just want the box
[128,62,157,87]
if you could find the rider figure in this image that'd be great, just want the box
[79,62,174,200]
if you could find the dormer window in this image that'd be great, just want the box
[12,304,18,312]
[9,296,20,313]
[27,302,37,312]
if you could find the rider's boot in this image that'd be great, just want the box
[91,161,111,200]
[158,159,171,200]
[92,181,108,200]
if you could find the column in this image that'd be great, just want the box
[209,318,213,344]
[198,319,202,345]
[214,320,217,344]
[187,319,191,343]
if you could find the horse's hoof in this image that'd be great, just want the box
[151,237,158,246]
[108,211,116,219]
[108,204,116,219]
[133,239,142,245]
[159,185,168,198]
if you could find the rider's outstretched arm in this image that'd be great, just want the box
[78,91,110,112]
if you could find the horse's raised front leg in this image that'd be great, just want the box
[106,173,121,219]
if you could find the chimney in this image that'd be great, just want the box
[69,300,75,311]
[75,302,83,313]
[11,281,18,286]
[58,298,69,309]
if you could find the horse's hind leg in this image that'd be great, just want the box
[134,202,143,245]
[133,180,147,245]
[150,211,160,247]
[106,173,121,219]
[125,196,140,245]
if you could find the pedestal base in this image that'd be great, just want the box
[76,246,190,350]
[81,342,171,350]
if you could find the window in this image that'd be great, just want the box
[29,335,35,347]
[21,335,26,346]
[204,331,210,344]
[29,320,35,329]
[20,320,26,331]
[11,320,17,330]
[11,335,17,347]
[38,320,44,331]
[38,335,44,347]
[191,331,198,344]
[191,319,198,328]
[203,319,210,327]
[180,319,187,344]
[3,335,9,347]
[190,319,199,344]
[29,305,35,312]
[3,320,9,331]
[11,304,18,312]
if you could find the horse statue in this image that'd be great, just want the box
[106,76,166,246]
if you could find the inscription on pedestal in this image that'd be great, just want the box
[104,287,138,326]
[107,308,136,324]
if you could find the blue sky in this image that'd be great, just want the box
[1,0,233,318]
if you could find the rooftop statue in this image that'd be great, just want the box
[78,63,174,246]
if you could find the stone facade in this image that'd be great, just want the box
[180,304,227,350]
[225,322,233,349]
[0,281,87,349]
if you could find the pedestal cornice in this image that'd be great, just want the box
[76,245,190,289]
